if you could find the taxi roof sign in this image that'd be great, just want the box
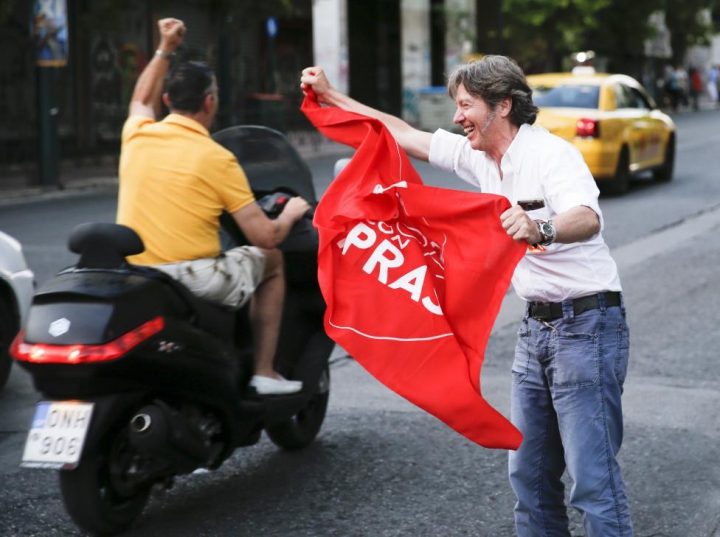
[572,66,596,76]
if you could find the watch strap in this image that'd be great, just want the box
[155,49,175,60]
[538,219,556,246]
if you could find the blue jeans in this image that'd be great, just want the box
[508,294,633,536]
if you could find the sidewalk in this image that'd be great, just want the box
[660,93,720,114]
[0,134,351,207]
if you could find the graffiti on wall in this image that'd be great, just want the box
[119,44,145,108]
[91,38,146,141]
[89,5,147,143]
[91,37,122,140]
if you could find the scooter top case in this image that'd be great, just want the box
[14,223,245,408]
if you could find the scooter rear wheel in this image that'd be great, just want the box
[266,366,330,451]
[59,427,151,535]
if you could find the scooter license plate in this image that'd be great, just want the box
[21,401,94,470]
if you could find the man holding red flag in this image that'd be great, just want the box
[300,91,527,451]
[301,55,632,537]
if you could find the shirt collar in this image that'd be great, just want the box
[162,113,210,137]
[503,123,532,166]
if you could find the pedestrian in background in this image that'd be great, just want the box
[674,64,689,108]
[664,64,681,112]
[689,67,703,111]
[707,64,719,105]
[301,55,633,537]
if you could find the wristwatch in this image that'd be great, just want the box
[536,219,557,246]
[155,49,175,61]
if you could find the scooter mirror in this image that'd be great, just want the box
[333,157,352,179]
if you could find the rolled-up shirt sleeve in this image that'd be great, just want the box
[544,142,604,232]
[429,129,489,190]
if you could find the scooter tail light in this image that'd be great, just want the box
[576,118,600,138]
[10,316,164,364]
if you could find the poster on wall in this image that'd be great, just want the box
[31,0,69,66]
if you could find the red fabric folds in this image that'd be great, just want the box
[302,96,526,449]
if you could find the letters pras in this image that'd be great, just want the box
[338,220,444,316]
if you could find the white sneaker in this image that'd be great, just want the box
[249,375,303,395]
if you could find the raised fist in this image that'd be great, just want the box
[158,18,186,52]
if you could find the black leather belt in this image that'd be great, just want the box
[528,292,621,321]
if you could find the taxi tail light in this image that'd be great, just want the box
[10,316,164,364]
[576,118,599,138]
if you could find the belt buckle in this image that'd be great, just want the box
[532,302,551,320]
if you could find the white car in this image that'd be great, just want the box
[0,231,34,390]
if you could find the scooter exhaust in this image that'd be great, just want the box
[130,413,152,433]
[128,401,213,473]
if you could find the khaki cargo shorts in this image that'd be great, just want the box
[153,246,266,310]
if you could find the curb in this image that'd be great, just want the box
[660,98,720,115]
[0,178,119,208]
[0,140,353,207]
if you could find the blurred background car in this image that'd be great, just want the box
[0,231,34,391]
[527,67,676,194]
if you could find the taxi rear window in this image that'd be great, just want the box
[532,85,600,109]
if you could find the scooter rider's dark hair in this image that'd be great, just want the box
[166,61,215,114]
[447,55,538,127]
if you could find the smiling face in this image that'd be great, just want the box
[452,83,499,152]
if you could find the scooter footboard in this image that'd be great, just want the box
[261,330,334,426]
[292,329,334,393]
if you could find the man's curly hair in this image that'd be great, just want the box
[447,55,538,126]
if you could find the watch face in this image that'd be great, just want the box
[540,221,556,243]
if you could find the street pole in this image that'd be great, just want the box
[266,17,278,94]
[36,66,60,189]
[218,30,233,129]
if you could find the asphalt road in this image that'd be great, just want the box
[1,109,719,536]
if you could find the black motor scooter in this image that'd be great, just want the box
[11,126,334,535]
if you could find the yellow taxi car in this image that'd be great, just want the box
[526,68,676,194]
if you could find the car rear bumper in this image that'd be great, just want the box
[9,269,34,326]
[574,139,619,179]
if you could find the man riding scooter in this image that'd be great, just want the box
[117,17,310,395]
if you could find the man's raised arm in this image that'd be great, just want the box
[128,18,186,119]
[300,66,434,161]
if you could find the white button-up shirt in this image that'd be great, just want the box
[429,124,622,303]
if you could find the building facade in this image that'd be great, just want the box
[0,0,314,188]
[0,0,463,189]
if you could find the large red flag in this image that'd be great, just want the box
[302,96,526,449]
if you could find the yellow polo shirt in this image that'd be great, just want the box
[117,114,255,265]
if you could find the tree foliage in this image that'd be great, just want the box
[493,0,718,72]
[500,0,612,71]
[586,0,660,75]
[662,0,718,63]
